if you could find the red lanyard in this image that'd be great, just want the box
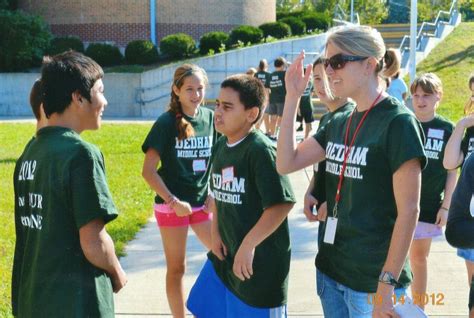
[333,91,383,217]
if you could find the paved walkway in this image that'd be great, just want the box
[114,168,470,318]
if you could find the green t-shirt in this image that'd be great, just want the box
[142,107,217,206]
[314,97,426,293]
[266,70,286,104]
[12,126,118,318]
[208,130,296,308]
[254,71,270,87]
[300,79,314,111]
[419,115,454,223]
[461,127,474,163]
[312,102,355,206]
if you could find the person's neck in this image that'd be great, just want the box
[352,81,385,112]
[47,109,83,134]
[416,112,436,123]
[227,127,252,145]
[182,105,199,117]
[35,120,48,133]
[327,98,350,112]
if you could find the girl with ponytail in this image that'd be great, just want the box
[142,64,217,318]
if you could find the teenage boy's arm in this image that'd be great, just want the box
[233,202,294,281]
[277,52,326,174]
[436,169,458,227]
[443,117,474,169]
[79,218,127,293]
[304,175,318,222]
[373,158,421,317]
[142,148,192,216]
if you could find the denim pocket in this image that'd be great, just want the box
[348,289,373,316]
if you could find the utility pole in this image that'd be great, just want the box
[409,0,417,84]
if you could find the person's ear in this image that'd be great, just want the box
[247,106,259,123]
[71,91,83,105]
[366,57,378,74]
[172,85,180,97]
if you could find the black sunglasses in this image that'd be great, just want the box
[323,54,368,70]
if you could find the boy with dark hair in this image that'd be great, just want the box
[29,79,48,131]
[187,74,296,317]
[12,51,127,318]
[264,57,287,140]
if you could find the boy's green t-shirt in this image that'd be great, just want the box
[208,130,296,308]
[12,126,118,318]
[419,115,454,223]
[300,80,314,111]
[266,70,286,104]
[314,97,426,292]
[142,107,217,206]
[461,127,474,163]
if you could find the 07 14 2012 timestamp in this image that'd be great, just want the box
[367,292,445,306]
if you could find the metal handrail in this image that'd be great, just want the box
[334,3,359,25]
[399,0,457,52]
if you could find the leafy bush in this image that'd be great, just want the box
[227,25,263,47]
[460,0,474,21]
[259,21,291,39]
[276,10,306,20]
[85,43,122,67]
[160,33,196,58]
[125,40,159,65]
[47,36,84,55]
[279,17,306,35]
[0,10,51,71]
[199,31,229,55]
[302,13,331,32]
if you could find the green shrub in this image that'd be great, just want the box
[227,25,263,47]
[277,10,307,20]
[279,17,306,35]
[160,33,196,58]
[259,21,291,39]
[302,13,331,32]
[199,31,229,55]
[85,43,122,67]
[125,40,159,65]
[460,0,474,22]
[0,10,51,71]
[47,36,84,55]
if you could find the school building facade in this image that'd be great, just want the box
[17,0,276,47]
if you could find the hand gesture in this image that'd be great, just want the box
[303,192,319,222]
[204,194,216,214]
[111,266,128,293]
[317,202,328,222]
[285,51,313,99]
[435,208,448,227]
[173,200,192,217]
[233,241,255,281]
[211,227,227,261]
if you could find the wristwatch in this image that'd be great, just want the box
[378,271,399,286]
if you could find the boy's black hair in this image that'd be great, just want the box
[41,51,104,118]
[221,74,267,124]
[274,57,286,68]
[29,79,43,120]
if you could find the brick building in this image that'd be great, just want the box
[18,0,276,47]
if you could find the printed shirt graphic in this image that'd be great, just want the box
[266,70,286,103]
[419,115,454,223]
[12,126,117,318]
[461,127,474,164]
[314,97,426,292]
[254,71,270,87]
[142,107,217,206]
[208,130,296,308]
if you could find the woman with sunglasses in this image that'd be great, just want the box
[277,25,426,318]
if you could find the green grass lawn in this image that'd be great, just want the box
[0,122,154,316]
[406,22,474,122]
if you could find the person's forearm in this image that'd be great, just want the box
[444,122,466,169]
[276,94,300,173]
[241,203,294,248]
[80,221,123,279]
[442,170,458,208]
[142,168,174,202]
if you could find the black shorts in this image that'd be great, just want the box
[298,101,314,123]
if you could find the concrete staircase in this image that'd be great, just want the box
[371,23,436,49]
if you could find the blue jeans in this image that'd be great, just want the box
[316,270,406,318]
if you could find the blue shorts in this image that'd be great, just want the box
[457,248,474,262]
[187,259,287,318]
